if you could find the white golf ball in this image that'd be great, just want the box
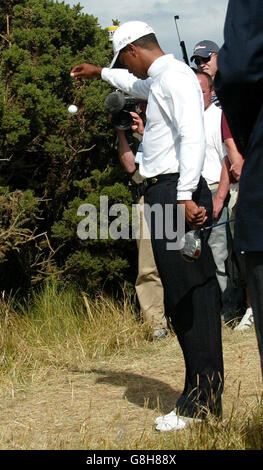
[68,104,78,114]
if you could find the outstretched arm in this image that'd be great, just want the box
[70,63,103,80]
[70,63,150,100]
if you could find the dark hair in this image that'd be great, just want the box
[192,68,213,90]
[120,33,160,53]
[132,33,160,48]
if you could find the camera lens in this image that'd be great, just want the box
[112,110,134,130]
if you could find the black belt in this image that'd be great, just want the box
[146,173,179,186]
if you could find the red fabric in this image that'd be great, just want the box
[221,111,232,140]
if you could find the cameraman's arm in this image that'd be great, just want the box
[116,129,136,174]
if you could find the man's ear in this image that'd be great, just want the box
[126,43,137,57]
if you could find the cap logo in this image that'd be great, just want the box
[117,35,132,49]
[195,45,207,50]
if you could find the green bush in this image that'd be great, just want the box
[0,0,137,295]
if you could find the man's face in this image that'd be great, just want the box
[197,74,212,110]
[194,53,218,79]
[119,45,148,79]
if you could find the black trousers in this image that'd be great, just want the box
[214,0,263,383]
[215,0,263,252]
[144,175,224,418]
[245,253,263,377]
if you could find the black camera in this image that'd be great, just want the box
[104,90,143,131]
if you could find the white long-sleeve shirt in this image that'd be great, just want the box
[101,54,206,200]
[202,103,227,185]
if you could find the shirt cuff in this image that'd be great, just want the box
[177,191,193,201]
[101,68,110,81]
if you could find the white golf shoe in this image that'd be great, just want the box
[234,307,254,331]
[155,410,201,432]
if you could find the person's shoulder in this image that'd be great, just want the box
[161,56,198,86]
[164,55,192,75]
[207,102,222,117]
[205,104,222,134]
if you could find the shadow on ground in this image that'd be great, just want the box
[90,368,180,413]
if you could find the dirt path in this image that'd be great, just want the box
[0,327,261,450]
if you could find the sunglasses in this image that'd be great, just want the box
[194,54,213,66]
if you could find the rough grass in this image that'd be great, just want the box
[0,282,262,450]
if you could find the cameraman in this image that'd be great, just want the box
[115,107,168,340]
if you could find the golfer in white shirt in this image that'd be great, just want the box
[71,21,224,432]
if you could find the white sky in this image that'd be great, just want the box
[63,0,229,63]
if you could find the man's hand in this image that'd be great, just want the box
[230,160,244,181]
[213,194,224,219]
[70,63,102,80]
[130,111,145,135]
[178,200,207,227]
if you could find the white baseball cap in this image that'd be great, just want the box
[110,21,155,68]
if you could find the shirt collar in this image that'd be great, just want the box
[147,54,175,78]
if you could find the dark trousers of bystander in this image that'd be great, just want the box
[245,253,263,376]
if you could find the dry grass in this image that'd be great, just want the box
[0,282,262,450]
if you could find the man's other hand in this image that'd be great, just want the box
[179,200,207,227]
